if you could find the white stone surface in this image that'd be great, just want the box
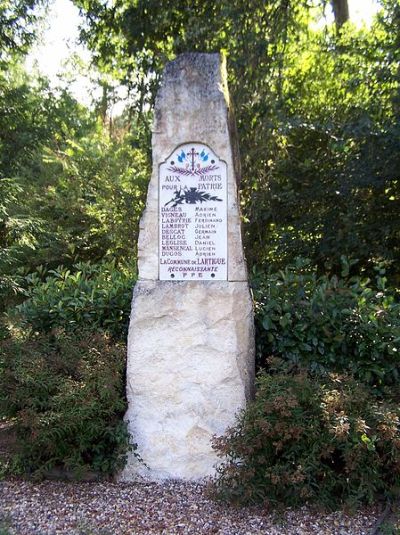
[121,53,255,481]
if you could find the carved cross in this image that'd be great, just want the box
[188,148,199,171]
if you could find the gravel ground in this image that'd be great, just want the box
[0,479,380,535]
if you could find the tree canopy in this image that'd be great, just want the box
[0,0,398,296]
[71,0,400,279]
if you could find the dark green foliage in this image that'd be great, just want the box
[0,63,96,311]
[0,62,149,315]
[74,1,400,280]
[212,262,400,508]
[212,372,400,508]
[15,261,136,340]
[75,0,304,112]
[0,5,146,483]
[246,117,400,279]
[0,0,44,62]
[253,259,400,388]
[0,64,92,179]
[242,14,400,277]
[39,120,150,265]
[0,329,130,477]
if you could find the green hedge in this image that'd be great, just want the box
[212,372,400,508]
[253,259,400,388]
[0,329,131,477]
[211,259,400,508]
[15,261,135,340]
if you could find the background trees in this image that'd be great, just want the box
[0,0,45,61]
[2,0,399,291]
[0,58,149,321]
[73,0,400,281]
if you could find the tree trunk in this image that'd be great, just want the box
[331,0,349,30]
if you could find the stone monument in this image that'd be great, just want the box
[121,53,255,481]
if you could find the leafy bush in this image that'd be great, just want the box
[212,372,400,508]
[0,329,130,477]
[15,261,135,340]
[253,259,400,387]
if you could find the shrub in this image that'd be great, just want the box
[15,261,135,340]
[212,372,400,509]
[0,329,131,477]
[253,258,400,388]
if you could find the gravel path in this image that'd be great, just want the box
[0,479,380,534]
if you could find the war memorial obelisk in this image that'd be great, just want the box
[121,53,255,481]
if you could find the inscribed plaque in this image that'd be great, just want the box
[159,143,227,281]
